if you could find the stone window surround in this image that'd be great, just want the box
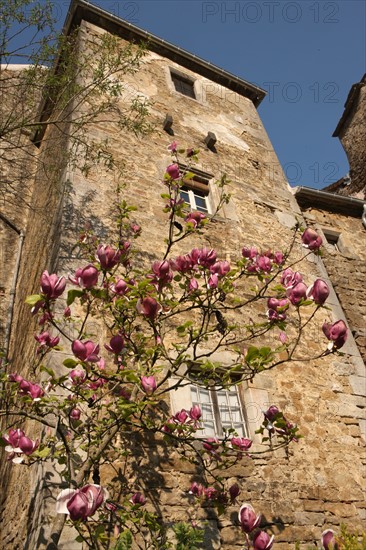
[167,349,272,443]
[166,66,205,104]
[170,70,196,99]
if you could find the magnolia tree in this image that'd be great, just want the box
[0,0,151,205]
[0,145,348,549]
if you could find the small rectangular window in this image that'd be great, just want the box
[179,167,212,214]
[191,384,248,438]
[171,72,196,99]
[181,187,209,214]
[323,230,341,251]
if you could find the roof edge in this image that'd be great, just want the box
[64,0,266,106]
[293,186,366,217]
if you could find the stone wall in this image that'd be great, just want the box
[300,206,366,363]
[0,67,39,352]
[1,19,365,549]
[332,76,366,199]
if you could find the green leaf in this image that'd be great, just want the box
[63,358,78,369]
[34,447,51,459]
[67,288,84,306]
[25,294,42,306]
[114,530,133,550]
[40,365,55,377]
[245,346,259,362]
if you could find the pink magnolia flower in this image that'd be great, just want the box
[69,369,86,385]
[273,251,284,265]
[189,482,204,497]
[204,487,217,500]
[253,531,274,550]
[185,211,206,228]
[69,265,99,289]
[88,376,106,390]
[168,141,178,153]
[40,271,66,299]
[231,437,252,452]
[238,503,261,533]
[208,273,219,289]
[281,268,303,289]
[34,331,60,352]
[151,260,173,285]
[203,437,220,458]
[21,380,44,400]
[97,245,121,270]
[9,375,44,401]
[171,254,194,273]
[307,279,330,305]
[267,298,289,311]
[242,246,258,259]
[189,405,202,422]
[56,484,106,521]
[190,247,217,268]
[267,297,289,321]
[64,306,71,318]
[256,255,272,273]
[130,223,141,234]
[136,297,162,320]
[173,409,189,424]
[70,408,81,421]
[301,228,322,250]
[166,163,180,180]
[286,282,308,305]
[210,260,231,277]
[8,373,23,383]
[104,335,124,354]
[141,375,157,395]
[322,320,348,349]
[264,405,279,422]
[229,483,240,502]
[3,429,39,463]
[111,278,129,296]
[130,492,146,506]
[279,331,287,344]
[188,277,199,292]
[322,529,339,550]
[72,340,100,362]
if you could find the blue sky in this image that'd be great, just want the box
[12,1,366,188]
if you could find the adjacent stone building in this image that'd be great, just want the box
[1,1,365,548]
[294,73,366,365]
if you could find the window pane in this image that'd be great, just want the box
[171,74,196,99]
[180,189,190,205]
[216,388,248,437]
[191,386,217,436]
[194,195,208,212]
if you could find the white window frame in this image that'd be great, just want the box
[180,187,211,214]
[178,165,213,215]
[191,384,249,439]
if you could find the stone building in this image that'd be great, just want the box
[1,1,365,548]
[294,73,366,363]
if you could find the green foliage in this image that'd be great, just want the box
[113,530,133,550]
[172,522,205,550]
[339,524,366,550]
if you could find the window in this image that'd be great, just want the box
[191,385,248,438]
[180,187,209,214]
[323,229,341,252]
[179,168,212,214]
[171,71,196,99]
